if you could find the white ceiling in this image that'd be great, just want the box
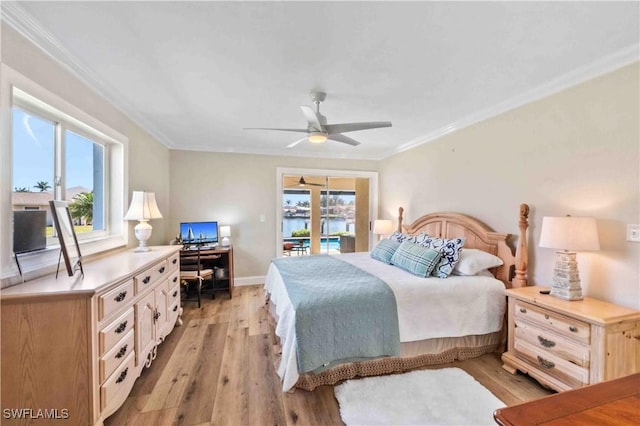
[4,1,639,160]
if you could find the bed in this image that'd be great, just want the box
[265,204,530,391]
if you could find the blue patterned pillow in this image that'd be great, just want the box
[388,231,413,243]
[417,235,465,278]
[370,239,401,264]
[390,241,441,277]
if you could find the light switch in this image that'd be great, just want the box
[626,224,640,242]
[259,214,266,223]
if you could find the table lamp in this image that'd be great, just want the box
[220,225,231,247]
[539,215,600,300]
[373,219,393,241]
[124,191,163,252]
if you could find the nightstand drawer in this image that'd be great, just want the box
[515,339,589,388]
[515,319,590,367]
[515,300,590,344]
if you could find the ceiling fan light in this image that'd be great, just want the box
[308,132,327,143]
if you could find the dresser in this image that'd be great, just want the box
[502,286,640,392]
[1,246,182,425]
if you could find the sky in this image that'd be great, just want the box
[13,108,95,192]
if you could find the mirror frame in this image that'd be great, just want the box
[49,200,84,278]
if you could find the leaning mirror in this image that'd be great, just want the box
[49,200,84,278]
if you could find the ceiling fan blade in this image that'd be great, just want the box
[300,106,324,132]
[286,136,308,148]
[244,127,309,133]
[327,133,361,146]
[324,121,392,134]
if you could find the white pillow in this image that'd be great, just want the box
[452,248,503,276]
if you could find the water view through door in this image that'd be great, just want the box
[282,175,370,255]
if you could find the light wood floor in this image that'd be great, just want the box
[105,285,553,426]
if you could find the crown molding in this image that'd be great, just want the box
[385,45,640,159]
[1,2,177,149]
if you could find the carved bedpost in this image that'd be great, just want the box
[397,207,404,233]
[512,203,529,288]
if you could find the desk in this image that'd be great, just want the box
[180,246,234,298]
[493,373,640,425]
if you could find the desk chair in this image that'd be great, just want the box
[180,248,214,308]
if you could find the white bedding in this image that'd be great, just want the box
[264,252,507,391]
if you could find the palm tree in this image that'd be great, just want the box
[14,187,29,192]
[69,192,93,225]
[33,181,51,192]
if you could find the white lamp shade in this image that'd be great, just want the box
[539,216,600,251]
[124,191,163,221]
[373,219,393,235]
[220,226,231,238]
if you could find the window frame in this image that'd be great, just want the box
[1,64,129,286]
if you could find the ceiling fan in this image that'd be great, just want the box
[244,92,392,148]
[286,176,326,188]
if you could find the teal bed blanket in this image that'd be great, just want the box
[272,255,400,373]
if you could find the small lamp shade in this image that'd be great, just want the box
[539,215,599,301]
[373,220,393,236]
[539,216,600,251]
[220,225,231,247]
[124,191,163,252]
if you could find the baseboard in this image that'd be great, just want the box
[234,275,265,286]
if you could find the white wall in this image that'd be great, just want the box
[379,63,640,309]
[169,151,377,280]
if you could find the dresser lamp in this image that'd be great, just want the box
[124,191,163,252]
[539,215,600,300]
[373,219,393,241]
[220,225,231,247]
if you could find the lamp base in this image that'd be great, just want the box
[133,220,153,253]
[221,236,230,247]
[550,251,583,301]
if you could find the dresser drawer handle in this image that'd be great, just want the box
[172,276,178,283]
[537,356,555,369]
[116,367,129,384]
[114,291,127,302]
[142,276,151,284]
[172,290,178,298]
[173,305,178,312]
[569,326,578,333]
[519,308,527,314]
[115,344,128,359]
[115,321,128,334]
[538,336,556,348]
[172,258,178,265]
[159,266,166,274]
[544,314,550,320]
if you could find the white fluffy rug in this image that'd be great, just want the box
[334,368,505,426]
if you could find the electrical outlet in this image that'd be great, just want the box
[626,224,640,242]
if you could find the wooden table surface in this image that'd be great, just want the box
[493,373,640,425]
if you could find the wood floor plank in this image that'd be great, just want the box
[104,284,553,426]
[173,322,228,426]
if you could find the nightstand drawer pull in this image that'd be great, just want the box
[538,336,556,348]
[537,356,555,369]
[569,326,578,333]
[519,308,527,314]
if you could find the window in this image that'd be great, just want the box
[1,70,128,282]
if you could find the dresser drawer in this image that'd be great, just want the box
[169,282,180,304]
[99,329,134,384]
[168,299,180,326]
[168,269,180,290]
[101,352,136,411]
[99,308,135,356]
[515,339,589,388]
[515,300,590,344]
[135,260,168,293]
[515,319,590,367]
[167,252,180,271]
[98,280,135,321]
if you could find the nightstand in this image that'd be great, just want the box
[502,286,640,392]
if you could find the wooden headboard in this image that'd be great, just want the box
[397,204,529,288]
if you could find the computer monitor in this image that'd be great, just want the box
[180,221,219,245]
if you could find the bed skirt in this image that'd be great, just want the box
[293,332,502,391]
